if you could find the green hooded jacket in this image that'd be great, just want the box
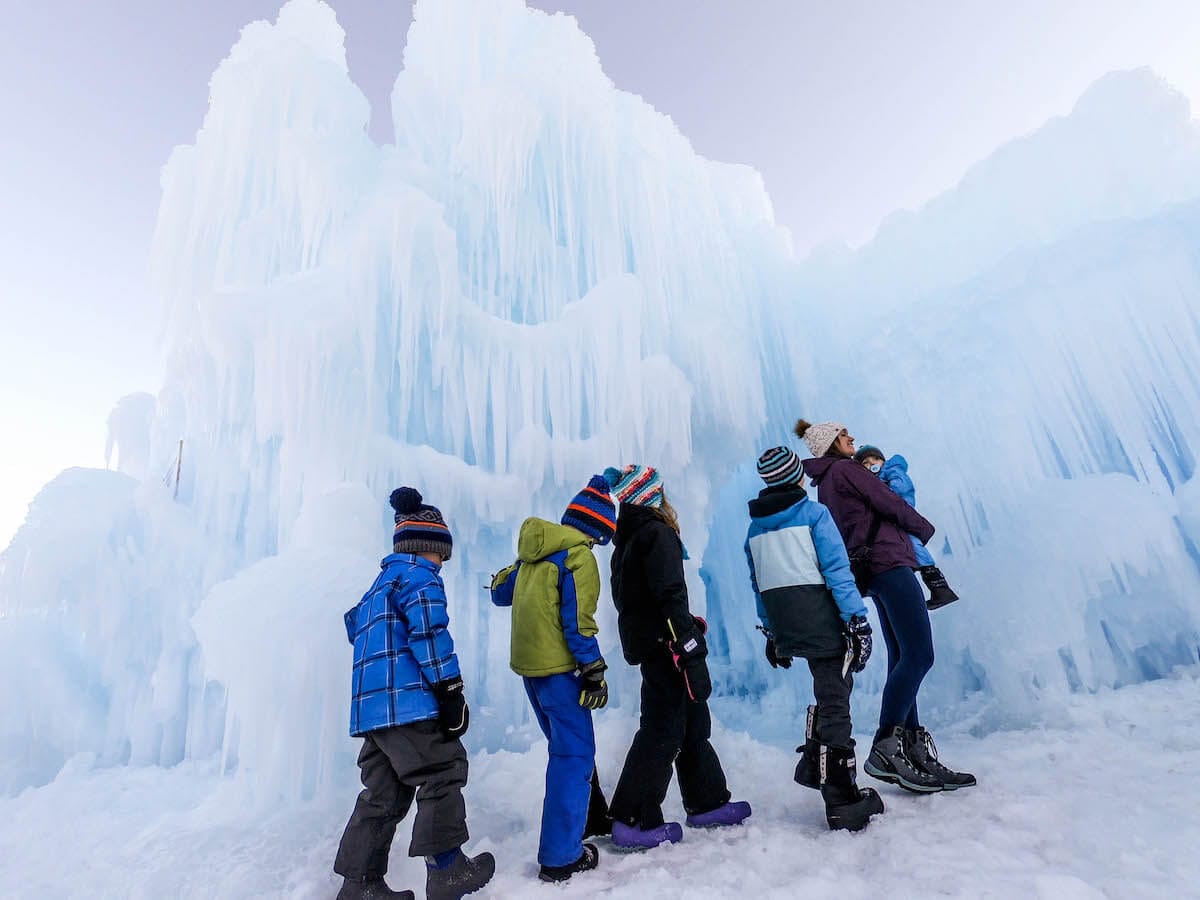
[490,518,602,677]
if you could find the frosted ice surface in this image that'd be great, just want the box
[2,0,1200,801]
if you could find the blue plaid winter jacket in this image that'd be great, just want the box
[344,553,461,737]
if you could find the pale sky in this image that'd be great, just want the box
[1,0,1198,548]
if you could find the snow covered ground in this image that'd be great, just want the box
[4,667,1198,900]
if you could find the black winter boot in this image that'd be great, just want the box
[906,727,976,790]
[819,744,884,832]
[794,705,820,790]
[425,851,496,900]
[335,876,414,900]
[919,566,959,610]
[583,768,614,838]
[864,726,943,793]
[538,843,600,883]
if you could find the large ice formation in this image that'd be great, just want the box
[2,0,1199,801]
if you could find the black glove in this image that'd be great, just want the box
[578,658,609,710]
[669,628,712,702]
[764,634,792,670]
[431,676,470,740]
[842,614,873,675]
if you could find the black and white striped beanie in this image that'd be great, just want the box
[756,446,804,487]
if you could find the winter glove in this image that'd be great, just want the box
[692,614,708,635]
[764,633,792,670]
[431,676,470,740]
[842,614,873,676]
[668,626,712,703]
[578,658,609,710]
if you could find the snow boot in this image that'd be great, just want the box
[794,705,820,790]
[819,745,885,832]
[425,850,495,900]
[538,843,600,883]
[905,727,976,790]
[685,800,752,829]
[864,726,943,793]
[335,876,414,900]
[583,768,614,838]
[611,820,684,850]
[919,566,959,610]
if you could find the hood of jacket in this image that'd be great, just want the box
[881,454,909,477]
[517,517,592,563]
[801,455,841,485]
[748,485,809,520]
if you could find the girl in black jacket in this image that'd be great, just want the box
[602,465,751,850]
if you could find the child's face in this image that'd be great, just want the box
[861,455,884,474]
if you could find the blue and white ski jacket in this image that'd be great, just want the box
[744,485,867,659]
[879,455,936,568]
[344,553,462,737]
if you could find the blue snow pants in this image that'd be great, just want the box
[524,671,596,867]
[870,566,935,733]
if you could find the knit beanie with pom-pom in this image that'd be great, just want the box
[390,487,453,560]
[794,419,845,458]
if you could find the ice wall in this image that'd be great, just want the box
[3,0,1200,801]
[126,0,797,802]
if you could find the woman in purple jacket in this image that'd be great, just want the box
[795,420,975,793]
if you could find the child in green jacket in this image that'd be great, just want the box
[490,475,617,883]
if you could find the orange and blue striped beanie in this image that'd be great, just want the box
[603,464,664,509]
[561,475,618,545]
[389,486,453,561]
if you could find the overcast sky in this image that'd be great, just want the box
[2,0,1199,547]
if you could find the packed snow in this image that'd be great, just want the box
[3,670,1199,898]
[3,0,1200,896]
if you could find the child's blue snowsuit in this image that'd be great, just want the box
[879,455,936,568]
[491,519,603,868]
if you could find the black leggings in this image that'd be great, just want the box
[870,566,935,734]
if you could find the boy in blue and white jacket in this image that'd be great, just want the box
[854,446,960,610]
[745,447,884,831]
[333,487,494,900]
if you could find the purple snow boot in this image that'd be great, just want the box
[611,820,684,850]
[684,800,752,829]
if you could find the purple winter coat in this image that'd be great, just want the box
[801,456,936,575]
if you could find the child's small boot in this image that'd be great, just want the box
[793,704,820,790]
[684,800,752,828]
[819,744,884,832]
[425,850,495,900]
[538,843,600,883]
[611,820,683,850]
[919,566,959,610]
[336,877,414,900]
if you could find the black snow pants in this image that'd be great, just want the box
[333,720,469,879]
[807,655,854,749]
[609,651,731,828]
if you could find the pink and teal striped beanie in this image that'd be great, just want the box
[603,464,664,508]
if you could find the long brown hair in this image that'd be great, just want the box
[653,493,681,535]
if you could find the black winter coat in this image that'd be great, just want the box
[609,504,700,665]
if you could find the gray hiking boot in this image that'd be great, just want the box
[906,727,977,789]
[864,726,943,793]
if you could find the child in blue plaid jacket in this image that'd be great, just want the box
[333,488,495,900]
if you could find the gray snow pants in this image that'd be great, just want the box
[333,720,469,878]
[808,656,854,750]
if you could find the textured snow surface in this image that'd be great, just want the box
[2,670,1198,899]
